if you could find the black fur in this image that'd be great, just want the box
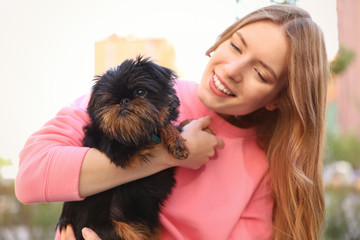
[58,56,187,240]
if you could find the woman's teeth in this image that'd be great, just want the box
[214,75,234,96]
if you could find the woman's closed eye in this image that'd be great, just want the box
[230,42,242,54]
[254,68,268,83]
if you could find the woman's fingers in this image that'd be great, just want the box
[195,116,225,149]
[82,227,102,240]
[215,136,225,149]
[60,225,76,240]
[198,116,212,129]
[60,225,102,240]
[178,116,225,169]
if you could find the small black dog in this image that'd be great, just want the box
[58,56,189,240]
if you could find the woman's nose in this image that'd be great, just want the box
[224,58,248,82]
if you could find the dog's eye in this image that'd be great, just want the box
[135,88,147,97]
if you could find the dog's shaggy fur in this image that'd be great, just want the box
[58,56,188,240]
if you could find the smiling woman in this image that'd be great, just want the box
[203,5,329,239]
[16,4,328,240]
[198,21,289,117]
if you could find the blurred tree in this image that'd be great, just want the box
[324,188,360,239]
[0,156,11,168]
[236,0,298,6]
[0,156,62,239]
[324,133,360,169]
[330,44,356,75]
[270,0,298,4]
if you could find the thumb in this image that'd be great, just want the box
[215,136,225,149]
[197,116,212,130]
[197,116,225,149]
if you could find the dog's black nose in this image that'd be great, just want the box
[120,98,130,107]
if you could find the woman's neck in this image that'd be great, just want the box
[216,113,254,129]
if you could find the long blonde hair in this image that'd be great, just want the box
[207,5,329,239]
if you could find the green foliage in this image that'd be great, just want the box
[323,132,360,239]
[324,133,360,169]
[330,44,356,75]
[270,0,298,4]
[0,178,63,239]
[324,188,349,238]
[323,187,360,239]
[0,156,11,167]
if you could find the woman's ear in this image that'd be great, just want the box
[265,102,278,111]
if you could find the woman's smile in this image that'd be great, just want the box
[209,74,235,97]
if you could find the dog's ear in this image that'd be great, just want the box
[160,66,177,81]
[148,62,177,86]
[169,93,180,109]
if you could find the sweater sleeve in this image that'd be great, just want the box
[15,94,91,203]
[229,173,274,240]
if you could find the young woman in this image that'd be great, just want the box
[16,4,329,240]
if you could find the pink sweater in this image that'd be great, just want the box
[16,80,273,239]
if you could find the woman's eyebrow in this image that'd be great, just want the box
[260,61,278,82]
[235,32,248,48]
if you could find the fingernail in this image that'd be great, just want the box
[82,228,91,237]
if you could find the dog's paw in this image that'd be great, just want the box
[175,149,188,159]
[160,124,189,160]
[168,141,189,160]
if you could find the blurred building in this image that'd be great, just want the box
[336,0,360,136]
[94,34,177,76]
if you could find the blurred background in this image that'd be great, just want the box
[0,0,359,239]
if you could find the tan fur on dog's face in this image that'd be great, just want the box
[96,97,169,145]
[87,57,179,147]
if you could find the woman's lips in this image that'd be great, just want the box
[209,74,235,97]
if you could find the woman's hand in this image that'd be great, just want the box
[175,116,225,169]
[60,225,76,240]
[60,225,102,240]
[82,228,102,240]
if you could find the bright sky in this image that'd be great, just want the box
[0,0,338,178]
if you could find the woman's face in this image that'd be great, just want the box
[198,21,289,116]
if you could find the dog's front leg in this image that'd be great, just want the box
[160,124,189,160]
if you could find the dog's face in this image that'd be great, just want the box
[88,57,179,147]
